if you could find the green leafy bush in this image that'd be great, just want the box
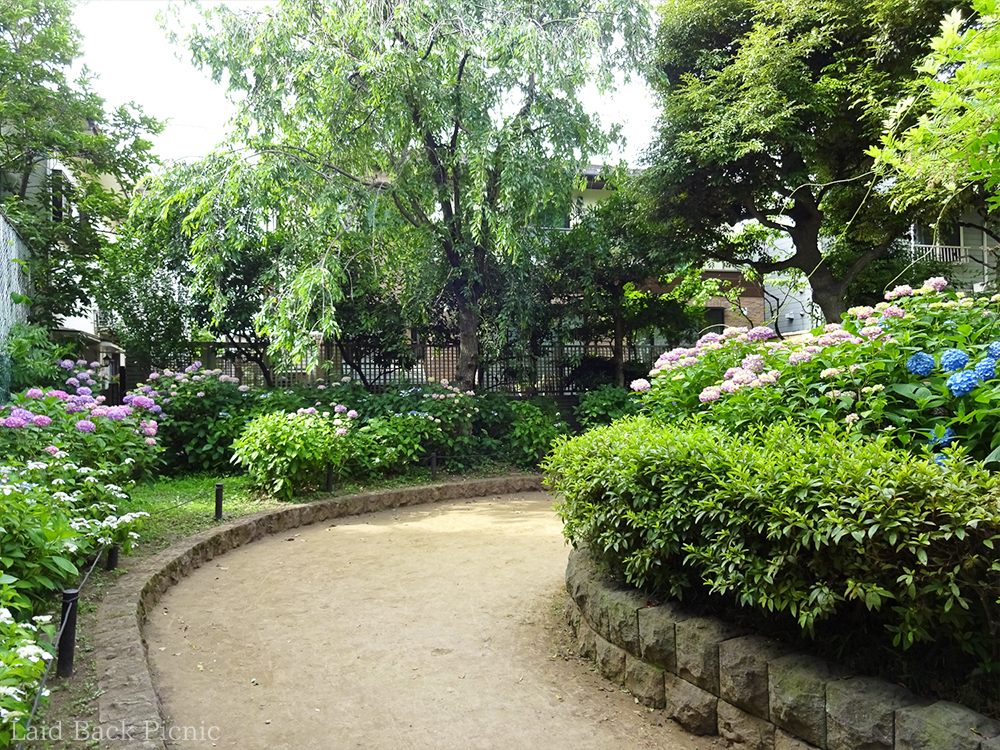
[575,384,642,429]
[0,590,56,746]
[232,410,361,500]
[1,323,77,396]
[505,400,567,467]
[546,417,1000,663]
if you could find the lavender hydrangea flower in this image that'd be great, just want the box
[25,388,43,398]
[946,370,980,397]
[75,420,96,433]
[940,349,970,371]
[906,352,935,377]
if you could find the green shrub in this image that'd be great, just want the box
[545,417,1000,663]
[2,323,77,396]
[0,589,56,746]
[575,384,642,429]
[231,410,349,500]
[501,400,565,467]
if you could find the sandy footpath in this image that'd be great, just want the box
[145,492,714,750]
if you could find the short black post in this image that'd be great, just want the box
[325,463,334,492]
[215,483,223,521]
[56,589,79,678]
[105,543,119,571]
[430,453,437,480]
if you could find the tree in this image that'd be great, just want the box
[546,184,702,386]
[872,0,1000,216]
[0,0,161,325]
[170,0,649,386]
[642,0,961,322]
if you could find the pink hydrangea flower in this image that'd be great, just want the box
[25,388,44,398]
[699,386,721,402]
[630,378,652,392]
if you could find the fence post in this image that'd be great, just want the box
[431,453,437,481]
[325,463,334,492]
[56,589,79,678]
[215,483,223,521]
[105,543,119,571]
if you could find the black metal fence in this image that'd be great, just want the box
[125,340,669,396]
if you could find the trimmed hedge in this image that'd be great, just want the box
[544,417,1000,661]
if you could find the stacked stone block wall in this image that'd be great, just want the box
[565,547,1000,750]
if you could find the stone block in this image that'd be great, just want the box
[575,616,597,659]
[826,675,918,750]
[565,548,606,637]
[769,653,850,749]
[775,729,821,749]
[675,616,746,694]
[665,671,718,735]
[637,602,694,674]
[595,633,627,685]
[625,654,666,708]
[720,635,795,720]
[895,701,1000,750]
[600,585,645,653]
[718,699,776,750]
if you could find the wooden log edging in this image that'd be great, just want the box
[93,476,544,749]
[564,546,1000,750]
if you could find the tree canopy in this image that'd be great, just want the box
[642,0,961,322]
[169,0,649,385]
[872,0,1000,217]
[0,0,161,325]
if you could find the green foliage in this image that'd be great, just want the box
[873,0,1000,211]
[575,385,642,429]
[505,400,567,468]
[231,411,344,500]
[1,323,76,395]
[0,593,56,746]
[165,0,649,384]
[0,0,162,325]
[546,417,1000,663]
[644,0,956,320]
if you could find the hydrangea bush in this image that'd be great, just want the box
[641,277,1000,462]
[0,593,55,746]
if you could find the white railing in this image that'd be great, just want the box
[910,243,970,264]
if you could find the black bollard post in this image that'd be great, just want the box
[105,543,119,571]
[431,453,437,481]
[325,463,334,492]
[57,589,79,678]
[215,483,223,521]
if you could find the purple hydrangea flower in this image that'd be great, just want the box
[346,409,359,419]
[75,419,96,433]
[76,386,92,397]
[31,415,52,427]
[25,388,44,399]
[2,417,27,428]
[131,395,156,410]
[10,408,33,421]
[66,377,80,388]
[334,404,347,413]
[44,445,60,455]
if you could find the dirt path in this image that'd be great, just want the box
[145,492,715,750]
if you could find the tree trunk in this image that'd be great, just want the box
[454,297,479,389]
[613,307,625,389]
[806,265,849,323]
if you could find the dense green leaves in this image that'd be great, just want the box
[546,417,1000,660]
[0,0,161,324]
[166,0,650,384]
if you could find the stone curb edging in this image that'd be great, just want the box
[93,475,544,749]
[565,546,1000,750]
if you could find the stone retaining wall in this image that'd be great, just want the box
[94,476,543,750]
[565,546,1000,750]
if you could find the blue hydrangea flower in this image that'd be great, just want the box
[976,357,998,381]
[946,369,980,396]
[941,349,971,372]
[928,426,956,447]
[906,352,935,377]
[989,341,1000,359]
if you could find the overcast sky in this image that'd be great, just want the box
[72,0,658,166]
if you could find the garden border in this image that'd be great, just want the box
[565,546,1000,750]
[92,475,544,750]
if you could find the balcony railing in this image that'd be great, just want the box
[910,243,971,264]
